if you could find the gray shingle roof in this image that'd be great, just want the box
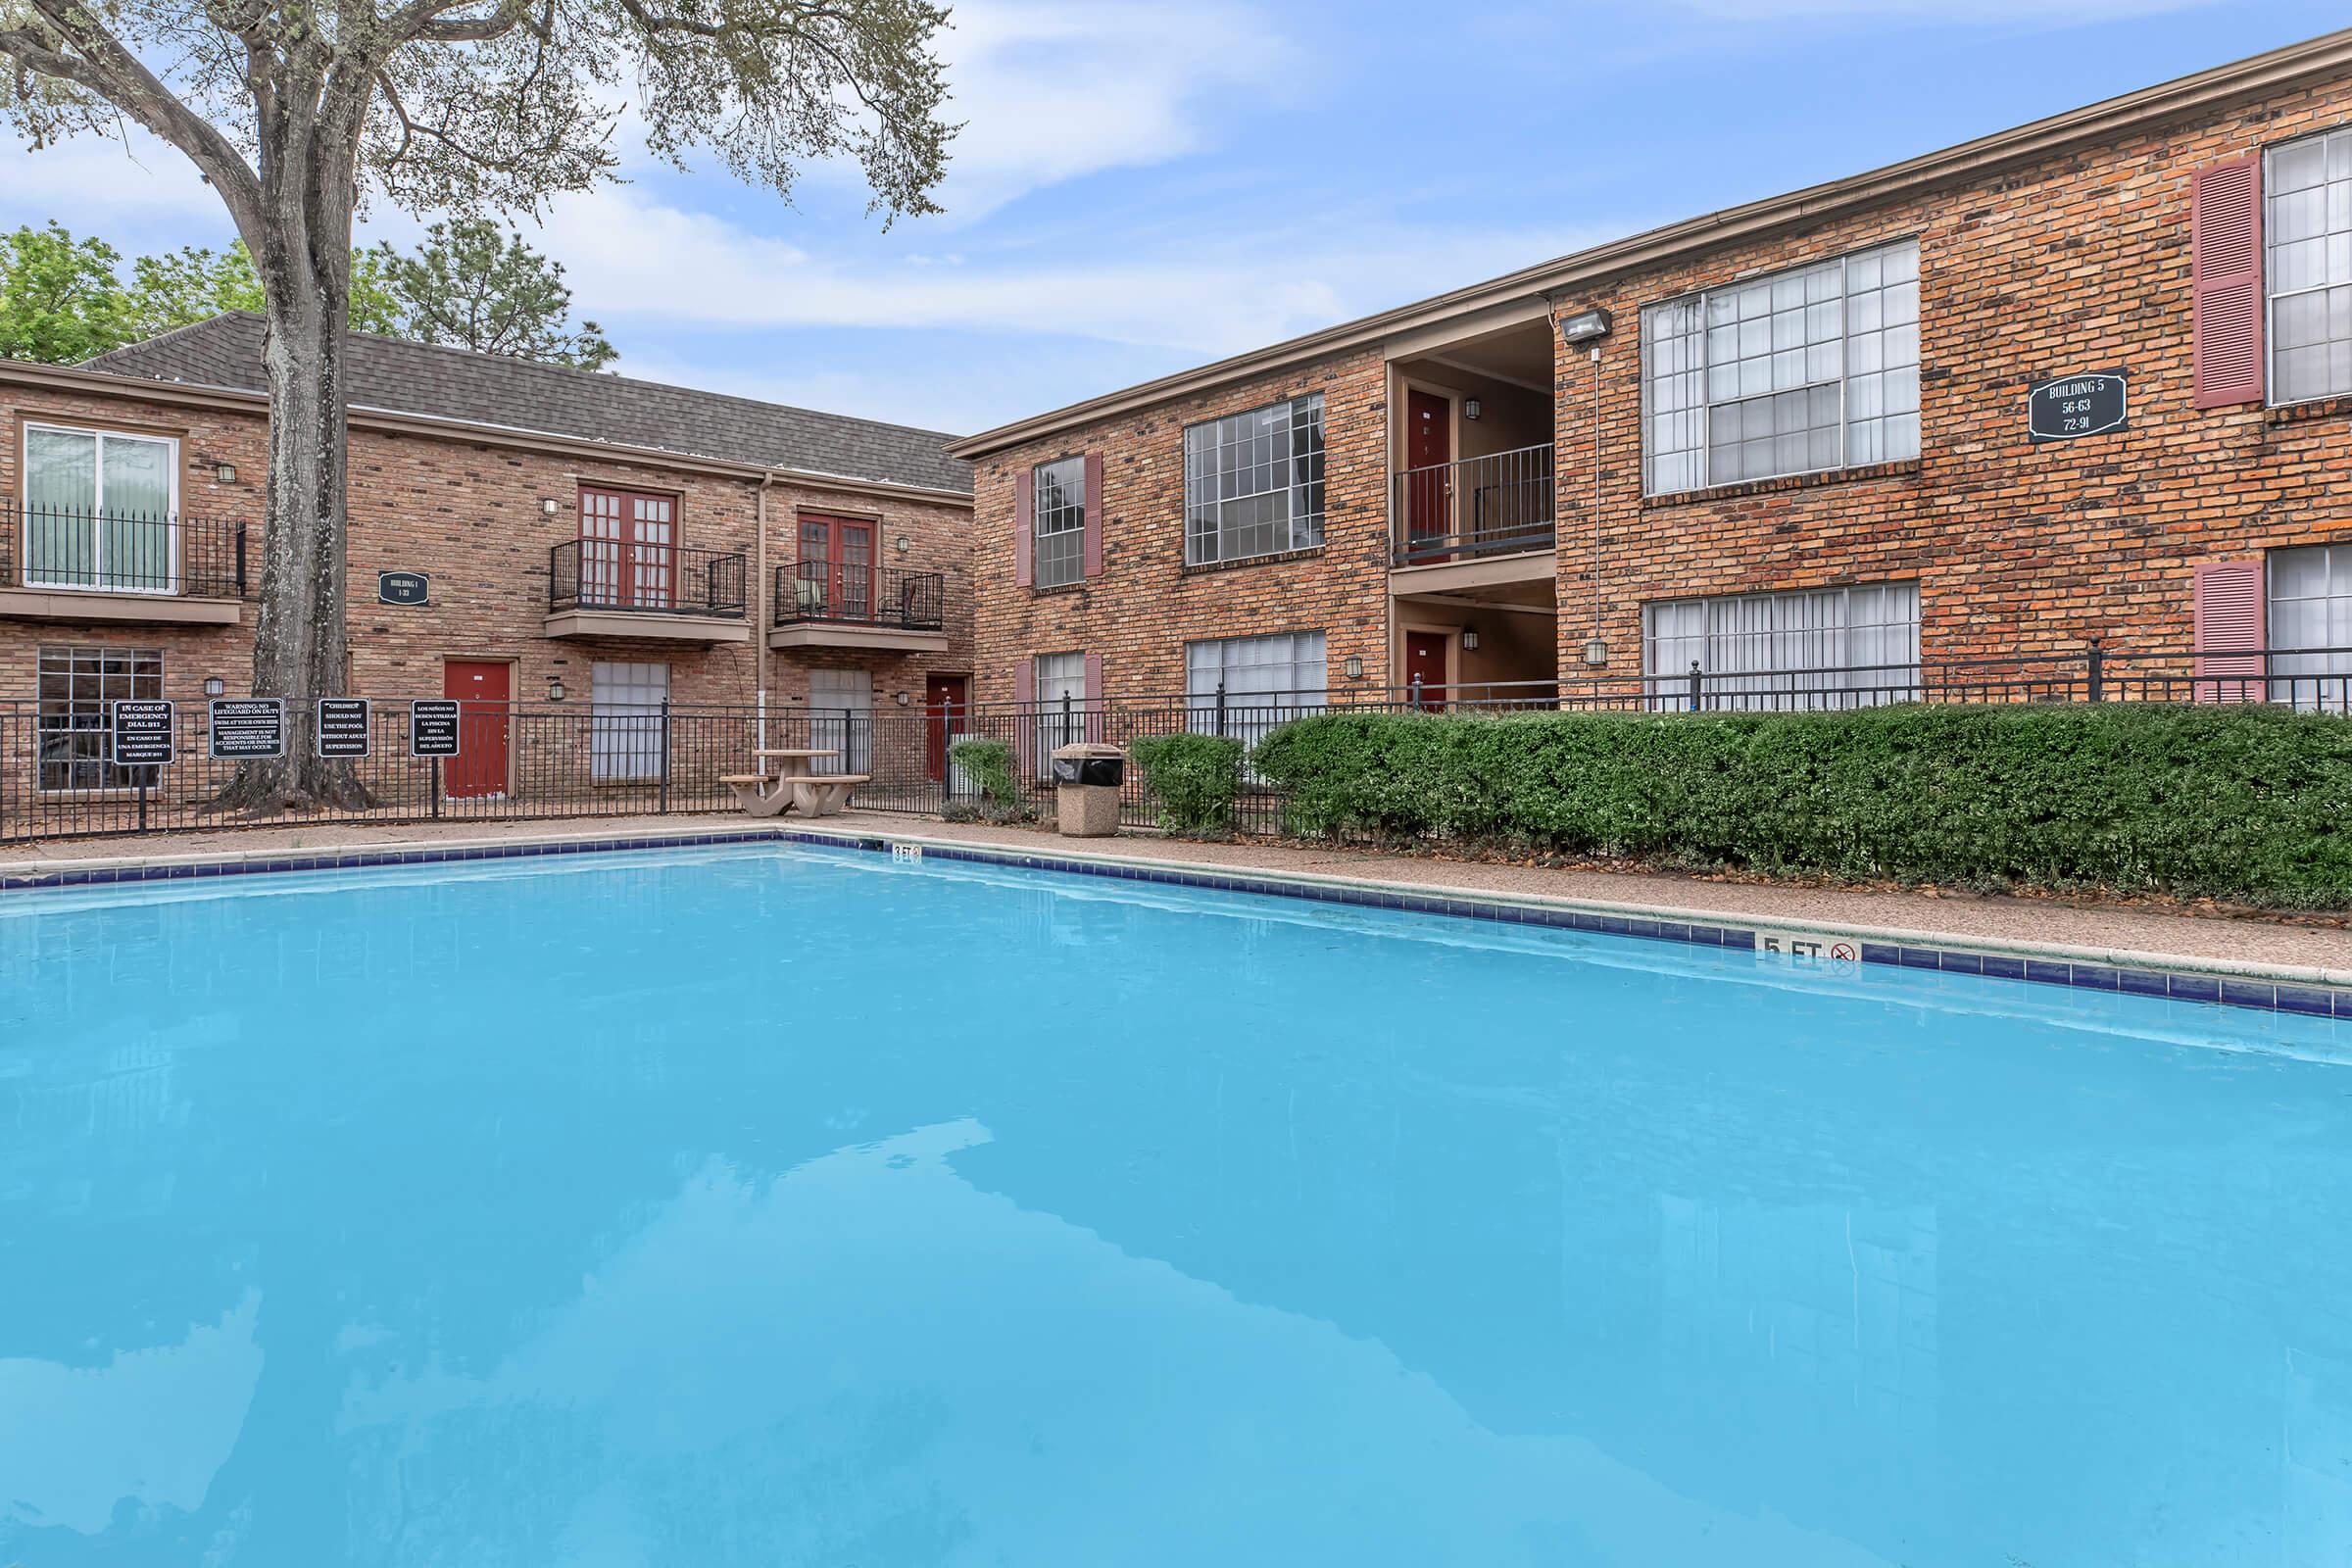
[84,313,971,495]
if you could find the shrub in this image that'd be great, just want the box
[1128,732,1245,835]
[947,736,1031,822]
[1249,704,2352,909]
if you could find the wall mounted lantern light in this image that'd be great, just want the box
[1461,628,1480,652]
[894,690,911,707]
[1583,637,1609,667]
[1343,655,1364,680]
[547,676,566,702]
[541,498,563,515]
[1463,397,1482,421]
[203,676,225,697]
[214,463,237,484]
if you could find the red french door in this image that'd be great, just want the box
[580,487,676,610]
[798,514,874,621]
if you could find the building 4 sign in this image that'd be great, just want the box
[378,570,431,607]
[2028,370,2129,442]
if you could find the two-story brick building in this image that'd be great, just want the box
[0,314,971,796]
[952,29,2352,721]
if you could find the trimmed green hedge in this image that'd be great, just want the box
[1128,732,1245,834]
[1249,704,2352,908]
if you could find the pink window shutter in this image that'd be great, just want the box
[2191,155,2265,409]
[1013,657,1036,776]
[1014,468,1035,588]
[1082,453,1105,578]
[1084,650,1104,742]
[2192,560,2266,703]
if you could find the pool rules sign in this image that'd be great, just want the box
[209,698,287,760]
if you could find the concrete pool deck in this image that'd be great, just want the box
[2,809,2346,987]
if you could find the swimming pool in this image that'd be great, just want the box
[2,841,2347,1566]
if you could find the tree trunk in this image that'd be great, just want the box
[203,116,371,814]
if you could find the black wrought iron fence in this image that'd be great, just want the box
[1,643,2346,847]
[0,504,248,598]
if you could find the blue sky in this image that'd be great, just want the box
[3,1,2346,435]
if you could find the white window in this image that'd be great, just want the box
[1033,651,1087,769]
[21,422,178,593]
[2268,544,2352,710]
[1184,395,1325,565]
[1642,240,1920,496]
[1642,583,1920,710]
[808,666,873,774]
[590,661,668,781]
[1185,632,1326,752]
[1033,457,1085,588]
[2266,128,2352,406]
[35,644,163,792]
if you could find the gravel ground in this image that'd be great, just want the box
[4,808,2346,977]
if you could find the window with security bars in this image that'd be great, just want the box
[2266,128,2352,406]
[1184,395,1324,565]
[1642,583,1919,710]
[36,644,162,792]
[1642,240,1920,496]
[2268,544,2352,710]
[1033,457,1086,587]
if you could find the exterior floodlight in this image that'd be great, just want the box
[1556,308,1613,345]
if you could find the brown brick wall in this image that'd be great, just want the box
[0,386,975,715]
[970,66,2352,698]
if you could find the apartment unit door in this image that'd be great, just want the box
[1403,388,1451,556]
[1404,631,1448,708]
[443,660,512,798]
[924,673,967,782]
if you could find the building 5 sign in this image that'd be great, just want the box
[2028,370,2129,442]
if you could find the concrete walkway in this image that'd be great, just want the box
[3,808,2346,982]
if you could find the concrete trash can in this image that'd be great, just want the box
[1051,742,1125,837]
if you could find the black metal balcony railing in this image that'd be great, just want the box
[548,539,748,616]
[1392,443,1556,566]
[1,504,248,598]
[775,559,946,631]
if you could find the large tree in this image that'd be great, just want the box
[130,237,404,338]
[0,0,951,810]
[379,215,614,368]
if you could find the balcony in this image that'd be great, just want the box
[1391,444,1556,590]
[0,504,247,624]
[544,539,751,644]
[769,559,950,653]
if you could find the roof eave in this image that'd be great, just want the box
[947,26,2352,462]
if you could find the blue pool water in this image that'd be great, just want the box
[2,844,2349,1567]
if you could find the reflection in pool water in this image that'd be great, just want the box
[1,845,2347,1565]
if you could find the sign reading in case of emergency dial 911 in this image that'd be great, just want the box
[2028,370,2129,442]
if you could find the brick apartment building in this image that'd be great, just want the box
[0,315,972,795]
[953,29,2352,720]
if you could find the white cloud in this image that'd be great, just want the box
[917,1,1304,220]
[0,127,228,237]
[541,184,1610,360]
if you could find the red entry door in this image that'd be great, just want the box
[1404,389,1451,551]
[924,674,968,782]
[1405,632,1447,709]
[442,660,511,798]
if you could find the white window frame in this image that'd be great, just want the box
[1032,456,1086,589]
[2266,543,2352,710]
[1183,394,1325,566]
[1641,240,1921,498]
[21,421,182,596]
[1183,631,1328,756]
[1641,582,1921,710]
[589,661,668,781]
[34,643,165,794]
[2263,125,2352,410]
[1033,651,1088,770]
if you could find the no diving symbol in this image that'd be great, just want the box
[1827,941,1859,963]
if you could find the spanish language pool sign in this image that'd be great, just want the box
[377,570,430,607]
[409,699,462,758]
[209,698,286,760]
[110,700,174,767]
[2028,370,2129,442]
[316,698,371,759]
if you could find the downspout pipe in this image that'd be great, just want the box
[757,469,775,752]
